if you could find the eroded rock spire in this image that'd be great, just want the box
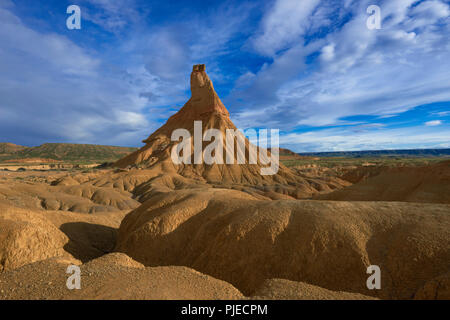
[187,64,229,117]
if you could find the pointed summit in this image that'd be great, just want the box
[166,64,229,123]
[190,64,229,116]
[142,64,234,144]
[114,64,303,193]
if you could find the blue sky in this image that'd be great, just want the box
[0,0,449,152]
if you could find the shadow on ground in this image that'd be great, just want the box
[60,222,117,262]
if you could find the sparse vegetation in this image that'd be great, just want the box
[0,143,138,164]
[281,156,450,168]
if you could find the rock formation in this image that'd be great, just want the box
[115,188,450,299]
[115,66,292,184]
[316,160,450,204]
[112,65,348,199]
[0,204,71,271]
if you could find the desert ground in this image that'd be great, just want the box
[0,65,449,300]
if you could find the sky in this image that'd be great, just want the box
[0,0,449,152]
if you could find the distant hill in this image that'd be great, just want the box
[298,148,450,158]
[269,147,319,161]
[0,143,138,163]
[0,143,26,155]
[277,148,298,156]
[2,143,449,165]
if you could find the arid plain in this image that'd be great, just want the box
[0,66,449,300]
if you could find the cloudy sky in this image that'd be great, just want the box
[0,0,449,152]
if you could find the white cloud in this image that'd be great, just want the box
[0,2,254,147]
[425,120,443,126]
[231,0,450,130]
[0,7,153,147]
[119,2,255,108]
[320,43,335,61]
[410,0,450,20]
[115,111,148,127]
[81,0,145,32]
[0,8,100,76]
[249,0,321,56]
[280,124,450,152]
[2,0,449,152]
[432,111,450,117]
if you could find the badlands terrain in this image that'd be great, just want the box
[0,65,449,300]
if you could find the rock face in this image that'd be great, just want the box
[116,189,450,299]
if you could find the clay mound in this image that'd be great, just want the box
[57,185,140,210]
[336,165,390,184]
[0,204,71,272]
[86,252,144,269]
[0,252,379,300]
[113,65,326,198]
[51,172,106,186]
[316,160,450,204]
[88,168,160,192]
[50,171,108,186]
[51,176,81,186]
[0,253,243,300]
[116,190,450,299]
[253,279,376,300]
[0,181,140,214]
[0,200,127,270]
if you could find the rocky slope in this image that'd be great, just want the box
[115,188,450,299]
[316,160,450,204]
